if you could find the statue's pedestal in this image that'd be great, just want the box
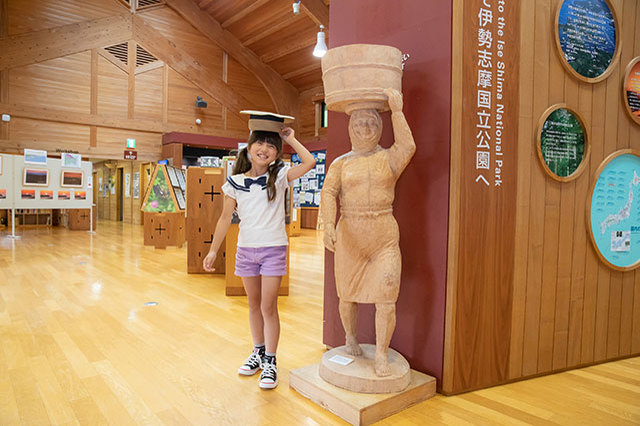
[319,344,410,393]
[290,345,436,425]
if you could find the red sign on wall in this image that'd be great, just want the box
[124,150,137,160]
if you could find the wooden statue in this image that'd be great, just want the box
[321,88,416,377]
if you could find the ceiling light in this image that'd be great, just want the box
[292,1,300,14]
[313,25,327,58]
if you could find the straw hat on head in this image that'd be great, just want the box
[240,110,295,133]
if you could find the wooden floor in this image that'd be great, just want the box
[0,221,638,425]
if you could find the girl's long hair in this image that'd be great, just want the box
[233,131,284,202]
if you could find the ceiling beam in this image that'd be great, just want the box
[282,63,320,80]
[132,15,253,116]
[241,14,298,46]
[300,0,329,28]
[164,0,299,116]
[260,34,316,63]
[221,0,270,28]
[0,14,133,70]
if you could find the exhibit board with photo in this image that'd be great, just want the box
[291,150,326,208]
[140,164,186,212]
[7,153,93,210]
[0,153,15,209]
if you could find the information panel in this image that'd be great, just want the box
[537,105,589,181]
[588,151,640,270]
[555,0,619,82]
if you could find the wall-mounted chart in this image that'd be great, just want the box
[554,0,620,83]
[588,150,640,271]
[537,104,589,181]
[624,57,640,125]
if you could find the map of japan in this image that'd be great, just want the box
[590,154,640,268]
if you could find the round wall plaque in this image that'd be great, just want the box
[588,150,640,271]
[623,57,640,125]
[537,104,589,182]
[555,0,621,83]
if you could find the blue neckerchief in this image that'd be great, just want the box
[244,175,267,188]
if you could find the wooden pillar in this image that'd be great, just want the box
[90,49,98,147]
[0,0,9,140]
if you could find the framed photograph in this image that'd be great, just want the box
[24,149,48,165]
[167,166,179,188]
[74,191,86,200]
[61,153,82,168]
[58,191,70,200]
[0,189,6,199]
[40,190,53,200]
[177,169,186,191]
[23,168,49,186]
[174,188,186,210]
[21,189,35,199]
[61,170,84,187]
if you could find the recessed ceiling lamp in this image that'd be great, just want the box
[292,0,301,14]
[313,25,328,58]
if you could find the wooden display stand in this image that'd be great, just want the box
[68,207,97,231]
[143,212,185,249]
[290,363,435,426]
[186,167,226,274]
[224,223,290,296]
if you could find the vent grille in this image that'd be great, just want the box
[136,45,157,67]
[104,42,129,66]
[138,0,163,8]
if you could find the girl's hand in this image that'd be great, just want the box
[203,251,217,272]
[280,127,295,144]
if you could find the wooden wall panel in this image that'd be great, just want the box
[167,67,225,133]
[137,7,224,77]
[226,56,275,112]
[507,0,640,383]
[9,51,91,114]
[97,55,128,119]
[6,117,89,151]
[7,0,123,36]
[134,67,163,121]
[96,127,161,161]
[298,87,322,139]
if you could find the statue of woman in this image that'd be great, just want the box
[321,88,416,376]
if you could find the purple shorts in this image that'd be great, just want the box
[235,246,287,277]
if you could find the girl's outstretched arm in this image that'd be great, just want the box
[203,195,237,272]
[280,127,316,182]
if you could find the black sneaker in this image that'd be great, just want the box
[238,351,262,376]
[259,358,278,389]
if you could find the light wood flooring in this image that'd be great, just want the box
[0,221,638,425]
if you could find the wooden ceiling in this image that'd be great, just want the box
[192,0,329,93]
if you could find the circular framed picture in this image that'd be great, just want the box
[554,0,621,83]
[536,104,589,182]
[623,57,640,125]
[587,150,640,271]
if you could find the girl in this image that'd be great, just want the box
[203,120,315,390]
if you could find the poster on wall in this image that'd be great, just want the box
[624,57,640,125]
[537,105,589,181]
[588,151,640,270]
[61,153,82,168]
[555,0,619,82]
[60,170,83,187]
[40,190,53,200]
[24,149,47,165]
[133,172,140,199]
[74,191,87,200]
[125,173,131,198]
[21,189,35,199]
[23,168,49,186]
[58,191,70,200]
[0,189,6,199]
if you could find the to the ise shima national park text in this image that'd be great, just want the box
[475,0,508,188]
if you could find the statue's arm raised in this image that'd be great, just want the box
[385,88,416,177]
[321,159,342,252]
